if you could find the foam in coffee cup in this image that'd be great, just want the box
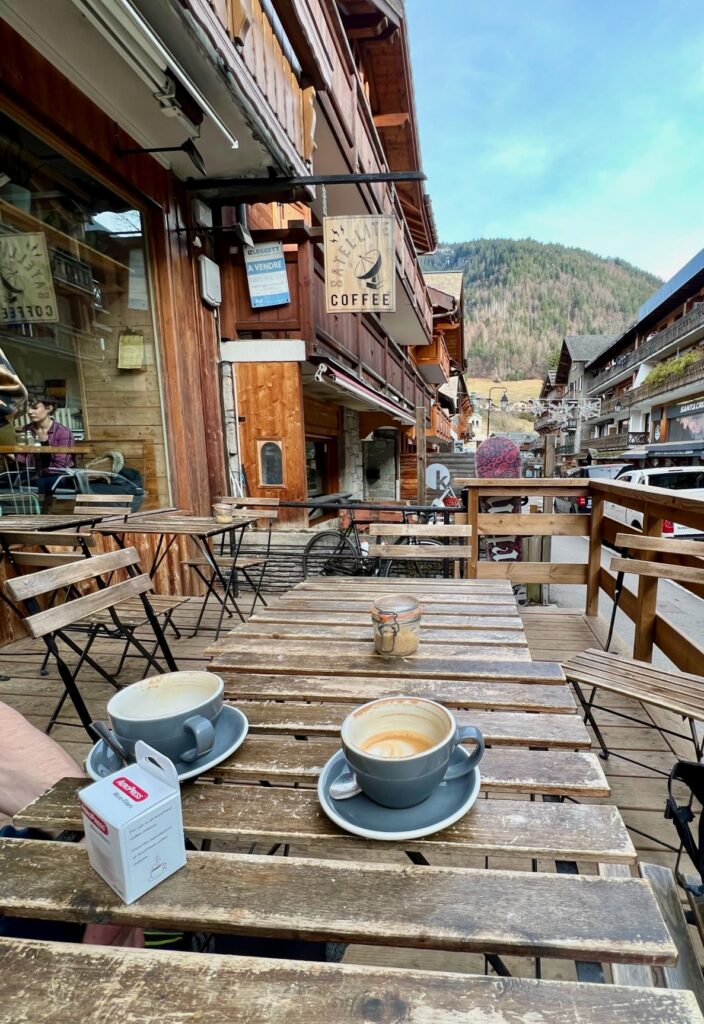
[360,729,434,758]
[339,696,485,809]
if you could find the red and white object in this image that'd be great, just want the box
[79,742,186,905]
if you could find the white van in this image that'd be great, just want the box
[605,466,704,538]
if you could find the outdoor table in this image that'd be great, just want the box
[90,514,259,628]
[4,575,703,1022]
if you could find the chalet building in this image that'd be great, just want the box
[551,335,615,467]
[583,248,704,465]
[0,0,462,543]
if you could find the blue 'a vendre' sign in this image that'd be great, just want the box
[244,242,290,308]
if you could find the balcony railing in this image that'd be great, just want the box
[415,334,451,385]
[429,405,453,442]
[588,303,704,395]
[585,431,649,451]
[595,356,704,417]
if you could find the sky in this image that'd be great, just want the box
[405,0,704,280]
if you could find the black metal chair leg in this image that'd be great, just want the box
[572,680,611,759]
[605,567,626,652]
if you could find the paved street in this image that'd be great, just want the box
[547,534,703,670]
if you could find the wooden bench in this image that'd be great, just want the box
[562,534,704,768]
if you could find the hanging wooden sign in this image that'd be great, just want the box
[324,215,395,313]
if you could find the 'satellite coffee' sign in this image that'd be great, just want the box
[324,215,395,313]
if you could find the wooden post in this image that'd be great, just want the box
[416,406,427,505]
[467,485,479,579]
[586,493,603,617]
[544,435,556,478]
[633,505,662,662]
[526,503,541,603]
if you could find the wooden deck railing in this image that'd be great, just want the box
[457,477,704,674]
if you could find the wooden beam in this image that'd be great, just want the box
[416,405,427,504]
[373,112,410,128]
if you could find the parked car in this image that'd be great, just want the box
[554,464,632,514]
[605,466,704,538]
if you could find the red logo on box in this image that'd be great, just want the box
[81,802,108,836]
[113,776,148,802]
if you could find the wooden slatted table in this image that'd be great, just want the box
[5,575,702,1022]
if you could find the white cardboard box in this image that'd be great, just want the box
[79,742,186,904]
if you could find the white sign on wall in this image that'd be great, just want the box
[324,215,395,313]
[243,242,290,308]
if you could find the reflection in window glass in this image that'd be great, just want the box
[259,440,283,485]
[0,111,169,509]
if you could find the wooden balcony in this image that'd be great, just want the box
[428,404,453,442]
[193,0,315,165]
[415,334,451,385]
[228,242,434,413]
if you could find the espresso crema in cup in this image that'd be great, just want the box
[360,729,433,758]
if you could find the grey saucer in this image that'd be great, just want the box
[317,746,481,841]
[85,704,248,782]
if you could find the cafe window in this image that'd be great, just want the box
[257,439,284,486]
[0,112,169,508]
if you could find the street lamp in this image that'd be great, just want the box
[487,387,509,436]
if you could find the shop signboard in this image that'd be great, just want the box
[324,215,395,313]
[0,232,58,324]
[666,395,704,443]
[243,242,290,308]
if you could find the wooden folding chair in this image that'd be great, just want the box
[184,497,279,638]
[3,546,181,735]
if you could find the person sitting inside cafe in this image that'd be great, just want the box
[16,394,75,494]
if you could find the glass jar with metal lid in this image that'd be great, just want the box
[370,593,421,657]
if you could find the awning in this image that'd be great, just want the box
[307,362,416,425]
[646,440,704,458]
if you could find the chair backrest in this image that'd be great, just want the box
[611,533,704,586]
[0,529,94,570]
[216,496,279,520]
[73,493,134,518]
[3,546,151,639]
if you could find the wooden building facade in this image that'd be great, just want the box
[0,0,463,555]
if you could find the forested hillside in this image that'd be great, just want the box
[421,239,661,378]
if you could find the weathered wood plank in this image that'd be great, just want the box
[368,544,472,560]
[611,557,704,586]
[16,778,632,861]
[599,864,654,987]
[237,702,591,747]
[3,939,700,1024]
[23,574,153,638]
[4,546,140,601]
[477,563,589,584]
[211,637,532,661]
[275,592,518,606]
[206,623,528,653]
[0,840,676,963]
[477,514,591,537]
[248,608,525,630]
[614,533,704,559]
[366,523,473,537]
[210,645,565,682]
[293,577,510,590]
[208,737,610,796]
[219,673,577,712]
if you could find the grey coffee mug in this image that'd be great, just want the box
[107,671,224,764]
[334,696,484,808]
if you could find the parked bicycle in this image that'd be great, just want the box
[302,505,454,579]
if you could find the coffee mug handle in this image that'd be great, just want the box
[181,715,215,763]
[444,726,484,779]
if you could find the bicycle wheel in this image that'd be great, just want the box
[381,538,450,579]
[302,530,361,578]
